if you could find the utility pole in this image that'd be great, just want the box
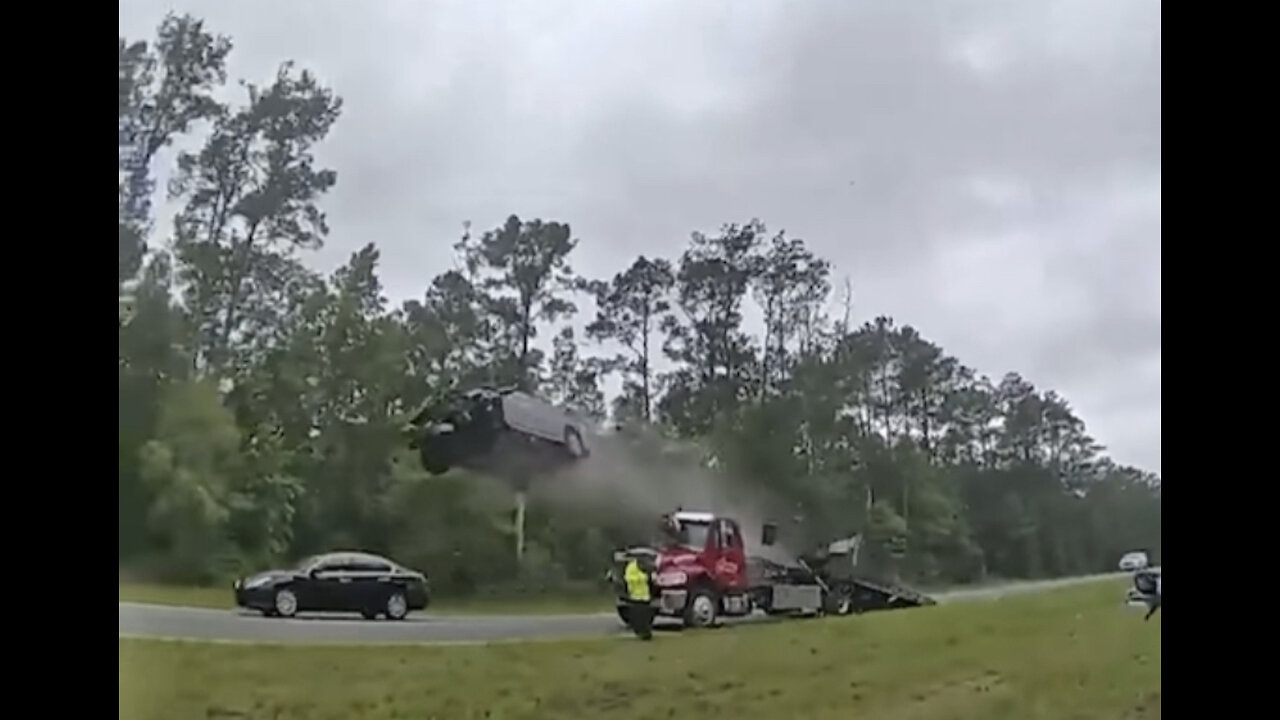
[514,491,527,563]
[513,470,530,565]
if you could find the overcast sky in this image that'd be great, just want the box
[120,0,1161,475]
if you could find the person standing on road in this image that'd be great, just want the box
[622,556,656,640]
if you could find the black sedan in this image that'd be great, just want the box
[233,551,430,620]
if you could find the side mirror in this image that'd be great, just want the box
[761,522,778,547]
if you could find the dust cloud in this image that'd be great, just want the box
[526,425,798,562]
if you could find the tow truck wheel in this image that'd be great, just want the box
[684,588,719,628]
[826,588,854,616]
[836,596,853,615]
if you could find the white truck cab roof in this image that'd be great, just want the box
[671,510,716,524]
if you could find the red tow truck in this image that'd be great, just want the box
[611,509,935,629]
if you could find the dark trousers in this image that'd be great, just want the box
[626,600,656,640]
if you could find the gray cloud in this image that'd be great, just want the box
[120,0,1161,473]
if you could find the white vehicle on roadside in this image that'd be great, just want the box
[1118,551,1150,572]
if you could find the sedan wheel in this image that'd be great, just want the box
[386,591,409,621]
[274,588,298,618]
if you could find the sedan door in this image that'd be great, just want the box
[308,560,356,611]
[294,559,342,611]
[348,558,396,611]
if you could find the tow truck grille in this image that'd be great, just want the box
[659,590,688,614]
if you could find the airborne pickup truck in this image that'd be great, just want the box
[610,510,935,629]
[406,386,593,475]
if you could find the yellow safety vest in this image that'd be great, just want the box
[624,559,651,602]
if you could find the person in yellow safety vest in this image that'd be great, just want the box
[622,557,656,640]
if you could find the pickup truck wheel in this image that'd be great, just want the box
[684,588,718,628]
[564,427,588,458]
[418,437,453,476]
[419,447,450,476]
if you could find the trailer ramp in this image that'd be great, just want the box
[843,576,937,612]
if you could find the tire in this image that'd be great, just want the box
[385,590,409,621]
[421,455,450,476]
[273,588,298,618]
[683,587,719,628]
[836,595,853,616]
[360,609,379,620]
[418,441,452,476]
[564,427,588,458]
[616,604,632,627]
[826,587,854,616]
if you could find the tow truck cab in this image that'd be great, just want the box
[614,510,812,628]
[649,511,754,624]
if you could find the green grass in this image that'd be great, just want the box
[118,582,612,615]
[119,579,1159,720]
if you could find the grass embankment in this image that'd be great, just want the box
[119,579,1159,720]
[118,582,612,615]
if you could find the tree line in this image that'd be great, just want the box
[119,15,1161,594]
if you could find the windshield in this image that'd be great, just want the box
[664,521,711,550]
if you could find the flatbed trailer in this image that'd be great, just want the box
[843,576,937,611]
[748,550,937,617]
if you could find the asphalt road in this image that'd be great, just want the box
[119,572,1126,646]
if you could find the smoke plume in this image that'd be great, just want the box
[526,425,798,562]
